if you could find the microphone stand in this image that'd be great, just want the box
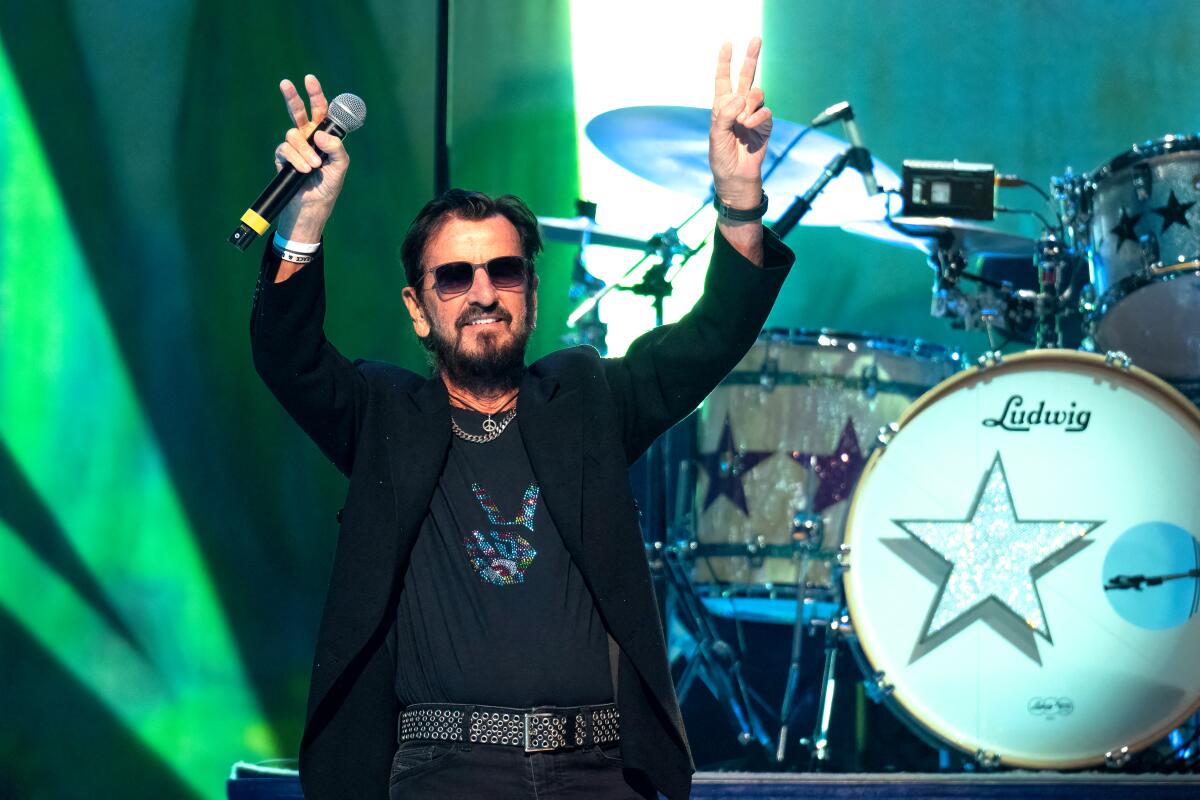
[771,150,852,238]
[1106,569,1200,591]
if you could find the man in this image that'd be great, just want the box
[252,39,792,799]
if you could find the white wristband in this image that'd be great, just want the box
[272,233,321,253]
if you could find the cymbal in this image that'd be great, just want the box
[585,105,901,226]
[537,216,651,251]
[841,216,1036,258]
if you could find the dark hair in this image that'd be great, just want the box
[400,189,542,295]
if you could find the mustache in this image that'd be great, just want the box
[457,307,512,329]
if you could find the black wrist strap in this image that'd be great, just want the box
[713,192,769,222]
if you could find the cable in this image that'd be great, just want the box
[993,205,1055,232]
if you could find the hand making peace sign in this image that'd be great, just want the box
[709,37,773,213]
[273,74,350,243]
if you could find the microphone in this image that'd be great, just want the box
[810,101,879,196]
[228,92,367,251]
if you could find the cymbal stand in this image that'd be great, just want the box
[657,459,772,749]
[562,200,609,353]
[656,539,773,749]
[775,485,825,763]
[1034,233,1066,349]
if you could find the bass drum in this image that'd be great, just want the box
[693,329,961,623]
[842,349,1200,768]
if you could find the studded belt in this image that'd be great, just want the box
[399,702,619,753]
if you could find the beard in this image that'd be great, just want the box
[420,292,534,396]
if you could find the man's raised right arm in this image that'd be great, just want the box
[250,74,364,477]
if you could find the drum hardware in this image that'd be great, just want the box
[1105,747,1133,769]
[1104,349,1133,370]
[772,148,860,237]
[1105,566,1200,591]
[875,423,899,449]
[975,750,1002,770]
[1034,233,1067,349]
[805,610,856,769]
[557,202,612,354]
[864,671,894,702]
[858,362,880,399]
[657,536,773,752]
[759,352,780,392]
[976,349,1005,369]
[564,223,699,328]
[776,504,826,764]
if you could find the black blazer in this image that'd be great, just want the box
[251,228,793,799]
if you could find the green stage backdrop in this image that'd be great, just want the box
[0,2,1197,797]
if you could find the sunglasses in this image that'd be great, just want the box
[426,256,530,299]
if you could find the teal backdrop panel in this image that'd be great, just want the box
[762,0,1200,356]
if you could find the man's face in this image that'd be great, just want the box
[402,215,537,392]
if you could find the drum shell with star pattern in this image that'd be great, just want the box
[842,349,1200,768]
[693,330,961,595]
[1070,135,1200,380]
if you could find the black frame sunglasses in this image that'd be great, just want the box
[426,256,531,299]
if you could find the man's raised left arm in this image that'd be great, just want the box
[603,38,794,461]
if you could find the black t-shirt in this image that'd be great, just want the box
[390,408,613,708]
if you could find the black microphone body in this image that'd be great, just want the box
[229,117,347,251]
[229,92,366,252]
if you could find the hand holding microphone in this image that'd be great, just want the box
[229,75,365,251]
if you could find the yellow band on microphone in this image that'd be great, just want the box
[240,209,270,235]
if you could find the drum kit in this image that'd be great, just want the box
[540,105,1200,773]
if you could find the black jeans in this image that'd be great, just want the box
[387,740,657,799]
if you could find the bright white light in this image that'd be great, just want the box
[570,1,763,356]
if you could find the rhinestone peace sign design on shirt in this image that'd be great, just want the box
[462,482,539,586]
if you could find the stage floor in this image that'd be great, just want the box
[691,771,1200,799]
[227,768,1200,799]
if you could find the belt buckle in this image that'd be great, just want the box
[523,711,561,753]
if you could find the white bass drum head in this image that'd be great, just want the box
[843,350,1200,768]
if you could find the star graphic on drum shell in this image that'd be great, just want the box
[697,414,775,516]
[792,418,866,513]
[1152,190,1195,232]
[1109,207,1142,250]
[893,454,1102,655]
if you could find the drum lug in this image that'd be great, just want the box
[836,543,851,567]
[859,361,880,400]
[746,535,768,568]
[758,352,779,392]
[791,511,824,552]
[974,750,1002,770]
[1138,232,1161,272]
[875,422,899,449]
[864,671,893,702]
[1132,161,1153,202]
[1104,746,1132,769]
[1103,350,1133,371]
[976,350,1005,369]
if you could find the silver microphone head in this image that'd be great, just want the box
[328,93,367,134]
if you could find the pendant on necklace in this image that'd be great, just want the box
[481,415,499,434]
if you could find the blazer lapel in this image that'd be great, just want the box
[517,372,583,557]
[390,376,452,539]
